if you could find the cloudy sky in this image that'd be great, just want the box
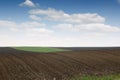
[0,0,120,47]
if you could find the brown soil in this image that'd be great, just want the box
[0,47,120,80]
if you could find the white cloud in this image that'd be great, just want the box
[0,20,18,27]
[29,8,105,24]
[0,20,120,47]
[28,8,120,33]
[20,21,46,28]
[0,20,53,36]
[1,33,120,47]
[29,15,41,21]
[0,20,46,28]
[1,1,120,47]
[26,27,53,37]
[55,23,120,32]
[19,0,36,7]
[10,28,20,32]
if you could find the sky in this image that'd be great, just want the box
[0,0,120,47]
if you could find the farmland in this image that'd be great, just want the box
[0,47,120,80]
[13,47,68,53]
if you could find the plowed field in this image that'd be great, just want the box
[0,47,120,80]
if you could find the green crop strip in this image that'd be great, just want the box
[13,47,68,53]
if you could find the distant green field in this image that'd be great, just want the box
[70,74,120,80]
[13,47,68,53]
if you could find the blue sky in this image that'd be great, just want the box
[0,0,120,47]
[0,0,120,25]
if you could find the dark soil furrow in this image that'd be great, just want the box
[0,47,120,80]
